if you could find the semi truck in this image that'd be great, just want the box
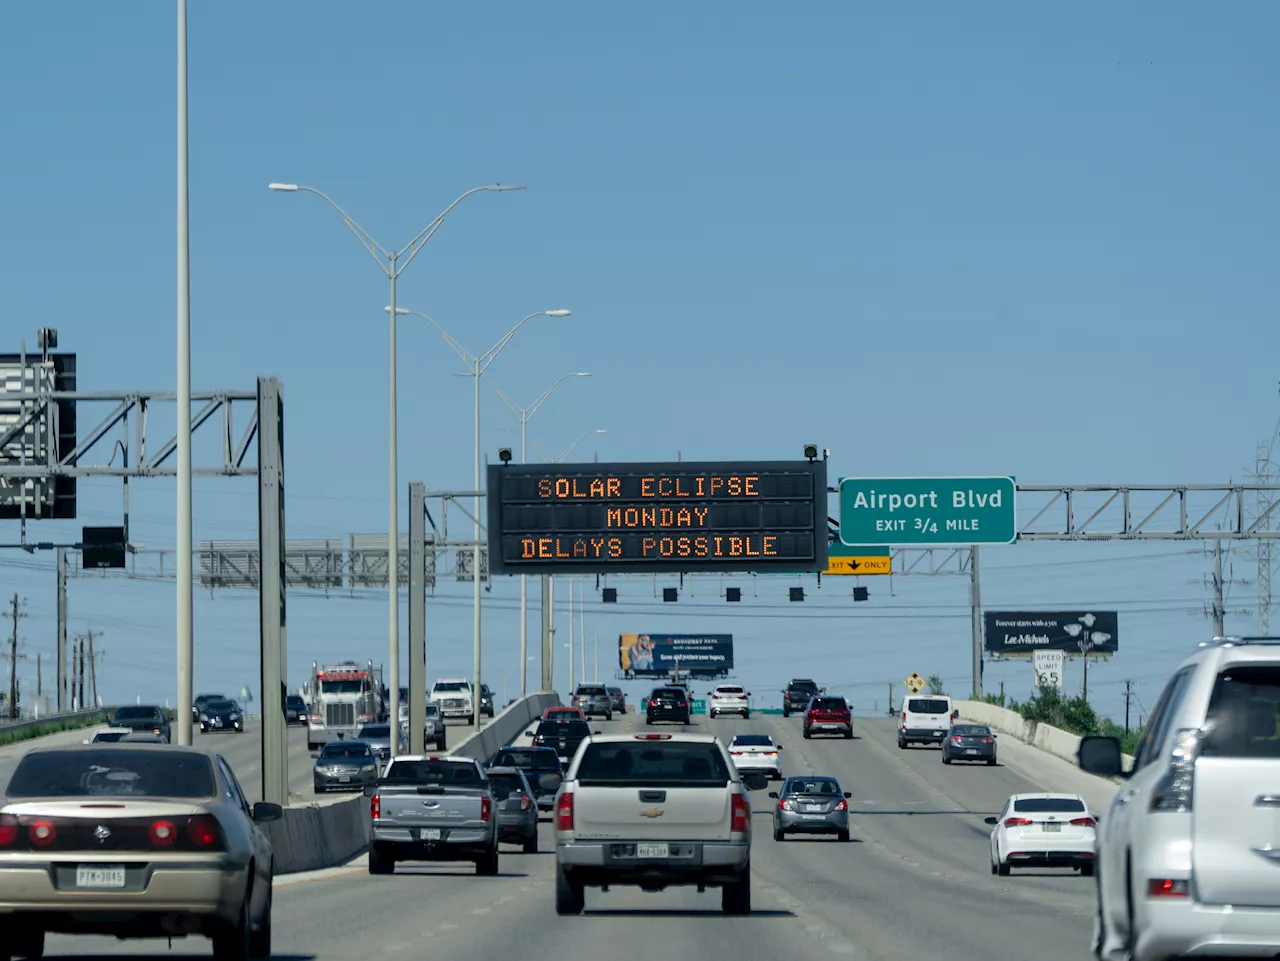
[307,660,387,750]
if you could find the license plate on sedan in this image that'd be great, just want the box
[76,865,126,888]
[636,843,669,858]
[966,749,979,755]
[1043,823,1061,832]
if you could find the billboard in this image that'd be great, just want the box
[487,460,828,575]
[984,611,1119,657]
[618,633,734,678]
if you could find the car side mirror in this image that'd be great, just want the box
[525,730,534,737]
[741,774,769,791]
[767,791,779,799]
[1078,735,1125,778]
[309,753,319,759]
[777,745,784,751]
[252,802,283,824]
[984,816,999,825]
[592,730,601,735]
[844,792,852,799]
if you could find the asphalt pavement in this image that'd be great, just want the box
[26,708,1107,961]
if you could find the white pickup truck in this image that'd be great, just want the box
[553,732,768,915]
[368,755,499,875]
[430,678,475,723]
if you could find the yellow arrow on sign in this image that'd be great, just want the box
[824,556,892,576]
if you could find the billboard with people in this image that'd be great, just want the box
[618,633,734,678]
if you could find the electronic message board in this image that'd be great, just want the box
[486,460,828,574]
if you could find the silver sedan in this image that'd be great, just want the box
[770,775,852,842]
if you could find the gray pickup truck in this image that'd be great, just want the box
[368,755,499,875]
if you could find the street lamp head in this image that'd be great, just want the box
[267,183,299,192]
[486,184,528,192]
[545,310,572,318]
[384,307,411,315]
[573,372,591,377]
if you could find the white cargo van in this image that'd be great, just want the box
[898,695,955,748]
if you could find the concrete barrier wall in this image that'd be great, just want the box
[263,691,561,875]
[955,699,1135,770]
[447,691,561,762]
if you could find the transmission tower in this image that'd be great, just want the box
[1248,384,1280,634]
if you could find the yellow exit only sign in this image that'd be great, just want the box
[825,555,892,575]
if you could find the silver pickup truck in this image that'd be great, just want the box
[554,732,768,915]
[368,755,499,875]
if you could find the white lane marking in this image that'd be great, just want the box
[382,943,413,953]
[471,907,491,915]
[438,922,459,931]
[829,943,857,955]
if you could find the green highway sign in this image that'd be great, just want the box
[838,476,1016,546]
[828,542,888,557]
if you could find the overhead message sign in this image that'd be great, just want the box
[487,460,828,574]
[984,611,1119,658]
[619,633,734,678]
[839,476,1016,546]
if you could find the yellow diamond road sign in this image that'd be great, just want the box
[904,672,925,694]
[825,555,892,576]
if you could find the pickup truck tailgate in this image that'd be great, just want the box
[573,785,732,841]
[380,787,487,827]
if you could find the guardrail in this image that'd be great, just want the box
[0,707,113,738]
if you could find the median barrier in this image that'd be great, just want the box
[954,699,1135,771]
[262,792,369,876]
[446,691,562,761]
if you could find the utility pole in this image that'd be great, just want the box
[3,594,27,719]
[1212,541,1225,637]
[88,631,101,708]
[1123,679,1134,736]
[886,682,894,715]
[76,636,86,711]
[969,546,983,699]
[36,652,42,700]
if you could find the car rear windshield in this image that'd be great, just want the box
[493,749,560,771]
[5,749,216,799]
[114,707,160,720]
[651,689,685,698]
[607,688,622,695]
[576,686,607,695]
[576,741,730,786]
[384,760,482,783]
[789,680,819,691]
[91,731,127,742]
[811,698,847,710]
[731,735,772,746]
[907,699,950,714]
[785,778,841,796]
[717,687,745,695]
[1202,666,1280,758]
[320,742,371,759]
[1013,797,1086,813]
[952,725,990,736]
[537,720,591,737]
[486,772,526,800]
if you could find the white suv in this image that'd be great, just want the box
[709,684,751,719]
[430,678,475,722]
[1079,635,1280,961]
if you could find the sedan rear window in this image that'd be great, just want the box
[906,699,950,714]
[717,687,744,695]
[1013,797,1086,813]
[1202,666,1280,759]
[785,778,841,796]
[951,725,990,736]
[731,735,772,746]
[5,749,216,799]
[576,742,730,786]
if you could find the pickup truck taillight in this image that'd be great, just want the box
[730,794,750,833]
[481,797,492,822]
[556,792,575,831]
[370,794,381,820]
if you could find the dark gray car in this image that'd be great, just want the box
[312,739,379,792]
[486,766,539,853]
[770,775,851,842]
[606,686,627,715]
[941,723,997,765]
[355,722,406,763]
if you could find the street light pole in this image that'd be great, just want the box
[176,0,193,745]
[489,373,590,697]
[473,356,482,727]
[269,181,524,756]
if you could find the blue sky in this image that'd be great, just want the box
[1,2,1277,722]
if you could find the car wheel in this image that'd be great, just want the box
[709,710,717,719]
[997,860,1010,877]
[0,921,43,961]
[368,843,395,875]
[722,865,751,915]
[247,878,272,958]
[773,826,784,842]
[313,782,324,794]
[942,754,951,765]
[837,829,850,843]
[476,846,500,876]
[1080,862,1095,877]
[987,757,996,766]
[782,708,790,717]
[555,863,585,915]
[802,728,812,739]
[212,893,251,961]
[683,717,691,725]
[990,860,997,875]
[843,730,852,739]
[897,738,907,749]
[436,737,447,751]
[523,831,538,854]
[645,717,653,726]
[606,712,612,721]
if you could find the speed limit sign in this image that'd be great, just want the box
[1033,650,1064,691]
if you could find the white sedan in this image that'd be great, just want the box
[727,733,782,779]
[986,792,1097,876]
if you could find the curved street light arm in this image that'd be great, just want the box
[557,429,607,462]
[527,372,590,420]
[477,312,546,374]
[295,186,392,268]
[397,308,475,370]
[396,185,522,275]
[485,379,525,418]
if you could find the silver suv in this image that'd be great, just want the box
[1079,635,1280,961]
[571,684,613,720]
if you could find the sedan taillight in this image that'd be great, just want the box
[28,819,56,848]
[186,814,222,850]
[950,735,963,744]
[980,737,994,743]
[1070,817,1097,827]
[1004,817,1032,827]
[0,815,17,847]
[834,799,848,812]
[520,794,532,811]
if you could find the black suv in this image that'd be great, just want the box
[782,679,822,717]
[530,718,595,764]
[479,684,495,719]
[646,687,692,725]
[112,705,171,742]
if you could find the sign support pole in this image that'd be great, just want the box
[257,377,288,807]
[969,545,983,700]
[408,482,426,754]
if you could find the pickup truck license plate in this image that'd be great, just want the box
[1043,823,1061,832]
[76,866,126,888]
[421,829,442,841]
[637,843,669,858]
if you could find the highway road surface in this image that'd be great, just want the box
[13,710,1107,961]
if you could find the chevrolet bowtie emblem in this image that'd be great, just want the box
[94,824,111,842]
[639,807,664,818]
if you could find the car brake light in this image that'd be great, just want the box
[1151,728,1201,813]
[481,797,492,822]
[981,737,994,743]
[556,792,575,831]
[149,819,177,847]
[1070,817,1097,827]
[28,819,56,847]
[648,699,656,708]
[520,794,532,811]
[778,798,792,812]
[729,749,743,755]
[730,794,750,833]
[676,702,687,708]
[835,799,848,812]
[0,815,17,847]
[950,735,963,744]
[1148,878,1190,898]
[634,734,672,740]
[186,814,221,849]
[1004,817,1033,827]
[370,794,381,820]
